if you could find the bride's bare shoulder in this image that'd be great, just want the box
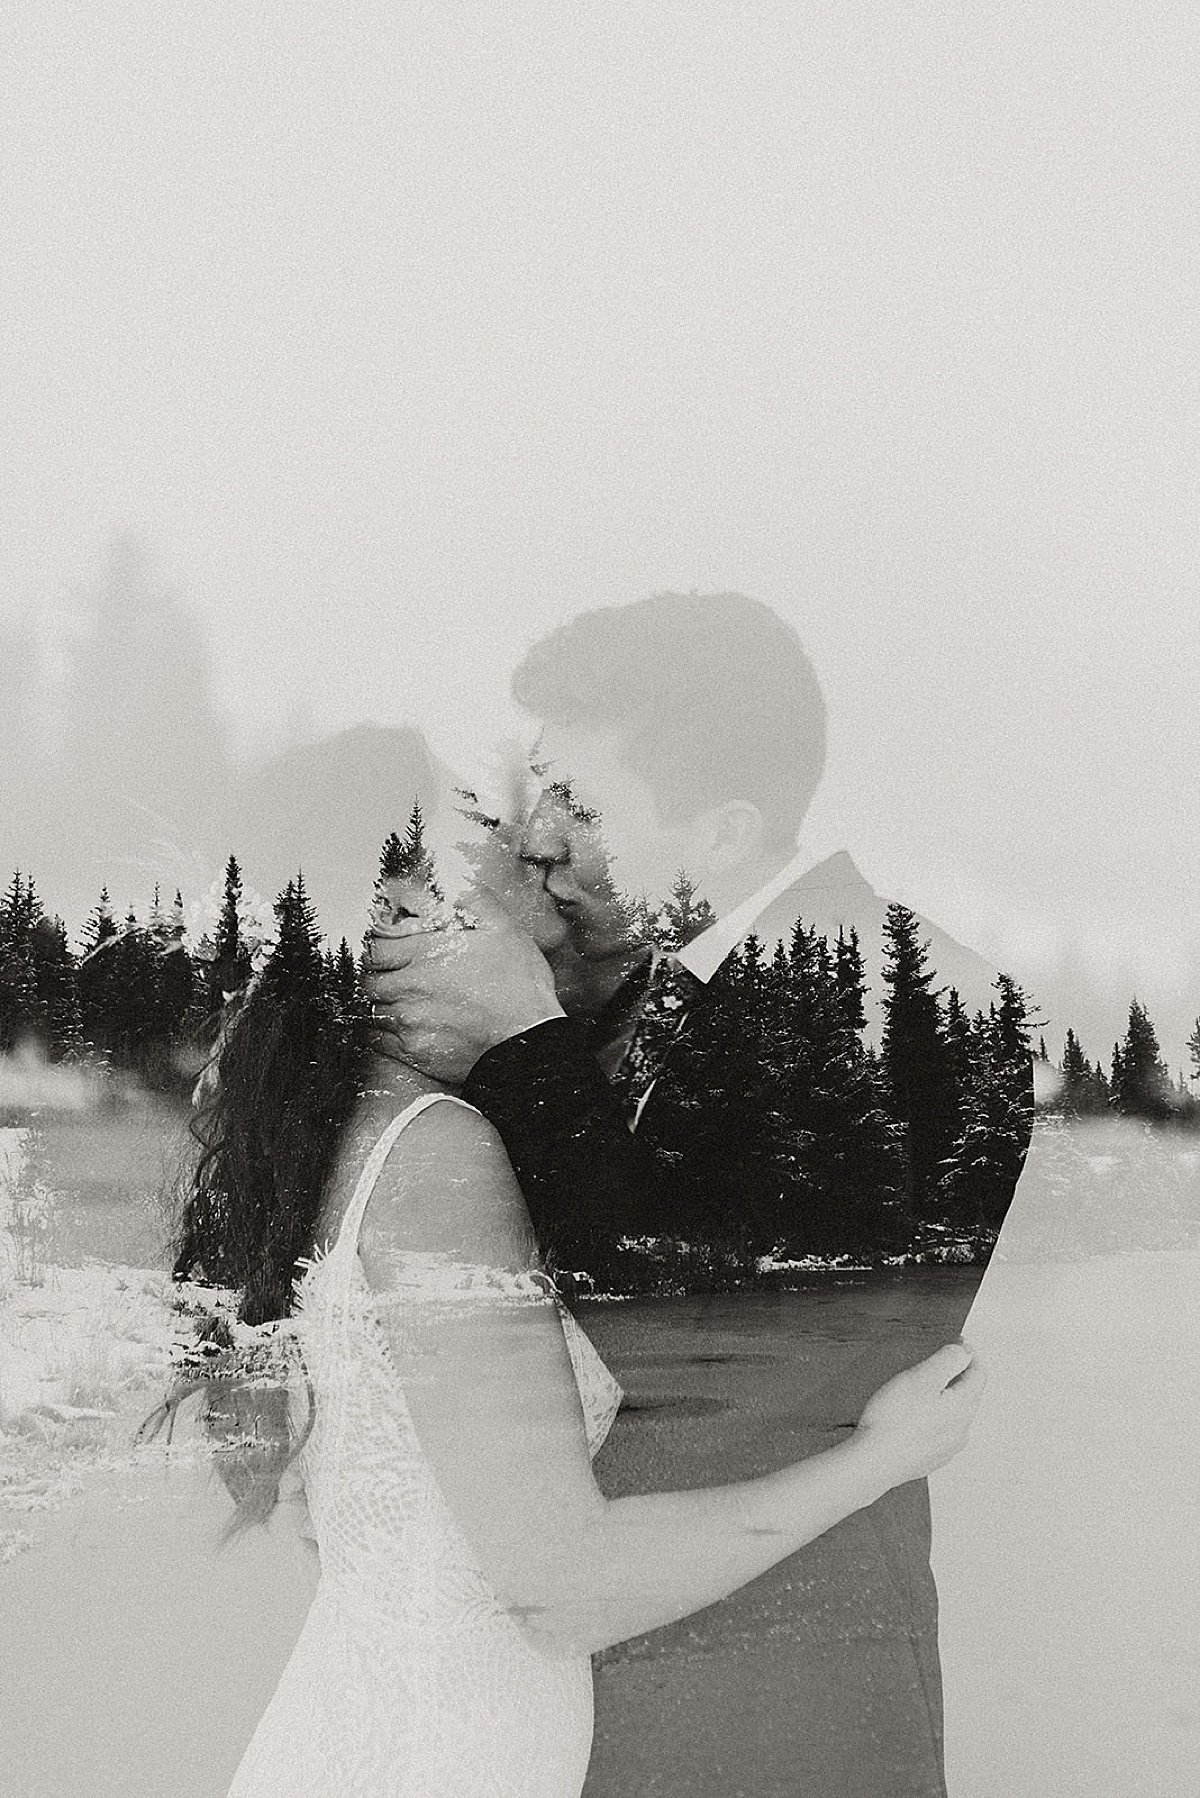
[357,1095,536,1267]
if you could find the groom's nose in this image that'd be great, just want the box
[517,794,573,871]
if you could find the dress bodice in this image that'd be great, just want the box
[226,1094,618,1797]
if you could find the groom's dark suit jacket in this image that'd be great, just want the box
[462,883,1032,1798]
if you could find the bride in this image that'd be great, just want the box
[156,871,984,1798]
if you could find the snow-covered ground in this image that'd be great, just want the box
[0,1128,188,1566]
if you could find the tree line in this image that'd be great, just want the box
[3,817,1198,1276]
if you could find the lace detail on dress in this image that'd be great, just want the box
[226,1092,620,1798]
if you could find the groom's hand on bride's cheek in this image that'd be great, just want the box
[363,888,566,1083]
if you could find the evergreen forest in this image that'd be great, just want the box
[3,807,1198,1285]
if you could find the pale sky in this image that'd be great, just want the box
[3,2,1198,1066]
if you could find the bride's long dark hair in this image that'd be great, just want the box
[144,873,372,1536]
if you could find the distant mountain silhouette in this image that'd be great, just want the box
[754,849,1012,1037]
[222,723,454,950]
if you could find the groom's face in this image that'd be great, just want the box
[516,718,695,962]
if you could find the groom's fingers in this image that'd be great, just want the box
[903,1341,976,1393]
[363,927,443,973]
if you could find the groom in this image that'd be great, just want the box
[366,592,1027,1797]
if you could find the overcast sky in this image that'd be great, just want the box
[3,2,1198,1064]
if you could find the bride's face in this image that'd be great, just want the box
[518,720,696,960]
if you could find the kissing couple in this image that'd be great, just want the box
[175,592,992,1798]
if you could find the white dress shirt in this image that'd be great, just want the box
[673,844,817,983]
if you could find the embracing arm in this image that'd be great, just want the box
[359,1102,982,1660]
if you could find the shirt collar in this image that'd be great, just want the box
[673,844,817,984]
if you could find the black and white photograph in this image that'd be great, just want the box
[2,7,1197,1796]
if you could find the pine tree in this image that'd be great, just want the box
[637,933,786,1272]
[105,905,161,1074]
[80,886,118,955]
[378,832,406,881]
[77,887,122,1058]
[269,873,326,988]
[1188,1016,1200,1087]
[1056,1028,1110,1117]
[375,802,443,921]
[209,854,254,1007]
[1060,1028,1091,1114]
[834,926,868,1037]
[332,937,364,1024]
[880,903,956,1221]
[1110,1042,1124,1102]
[31,909,81,1059]
[0,873,77,1056]
[147,883,168,946]
[641,923,905,1271]
[991,975,1040,1097]
[0,872,39,1052]
[941,989,974,1108]
[154,887,195,1063]
[657,870,716,952]
[401,799,441,897]
[775,925,905,1258]
[1115,999,1173,1120]
[937,974,1035,1243]
[1091,1056,1112,1110]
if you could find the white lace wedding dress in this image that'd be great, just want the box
[225,1093,623,1798]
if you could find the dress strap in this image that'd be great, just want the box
[332,1091,479,1265]
[324,1091,479,1479]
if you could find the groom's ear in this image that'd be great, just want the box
[693,800,766,875]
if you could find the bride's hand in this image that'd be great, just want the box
[852,1341,985,1489]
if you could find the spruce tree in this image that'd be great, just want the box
[938,974,1035,1244]
[332,937,364,1024]
[105,905,161,1075]
[1057,1028,1110,1117]
[378,832,406,881]
[154,887,196,1072]
[942,989,974,1110]
[77,887,121,1058]
[880,903,956,1221]
[776,924,905,1258]
[1116,999,1173,1120]
[657,870,716,952]
[991,975,1040,1097]
[1091,1056,1112,1111]
[0,873,78,1057]
[401,798,441,897]
[270,873,326,988]
[375,802,443,919]
[834,926,868,1038]
[637,933,786,1274]
[209,854,254,1007]
[642,922,905,1270]
[0,872,39,1052]
[31,910,81,1059]
[1188,1017,1200,1087]
[1060,1028,1091,1114]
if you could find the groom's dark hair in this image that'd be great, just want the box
[512,592,826,851]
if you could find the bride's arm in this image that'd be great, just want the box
[358,1102,981,1660]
